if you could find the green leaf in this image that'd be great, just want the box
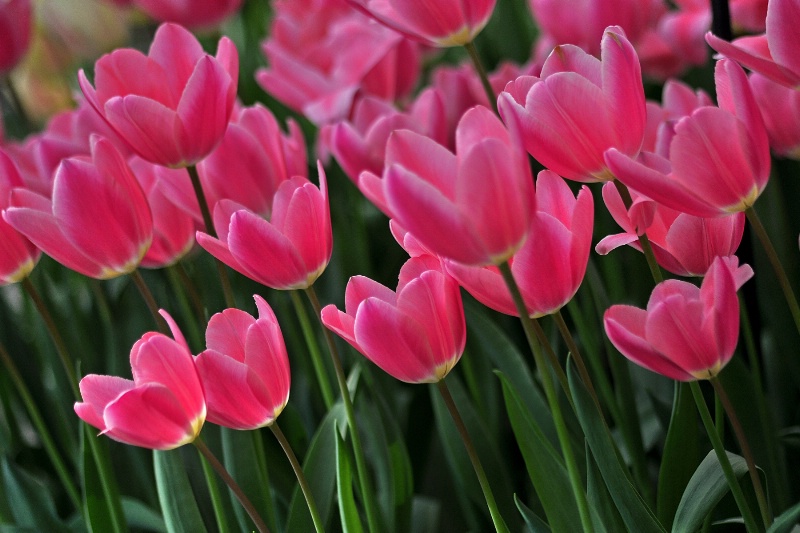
[1,457,68,532]
[657,383,700,529]
[672,450,749,533]
[514,494,551,533]
[221,428,275,532]
[586,443,621,533]
[335,421,365,533]
[409,496,440,533]
[153,449,207,533]
[496,371,583,533]
[567,360,666,533]
[767,499,800,533]
[81,428,115,533]
[121,497,167,532]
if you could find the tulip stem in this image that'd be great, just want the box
[498,262,594,533]
[270,422,326,533]
[4,76,33,132]
[194,436,270,533]
[689,381,760,532]
[464,40,497,114]
[613,180,664,284]
[187,164,236,308]
[290,290,336,409]
[745,206,800,337]
[305,286,382,533]
[529,318,572,404]
[710,377,771,527]
[198,447,234,533]
[436,379,510,533]
[131,270,169,334]
[553,310,602,413]
[0,341,82,510]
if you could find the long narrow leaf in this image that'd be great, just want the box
[153,450,207,533]
[335,421,365,533]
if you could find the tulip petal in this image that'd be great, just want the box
[206,308,254,363]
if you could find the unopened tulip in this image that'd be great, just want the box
[75,311,206,449]
[321,257,465,384]
[749,72,800,159]
[133,0,242,29]
[0,0,32,74]
[79,23,238,167]
[195,296,290,430]
[0,150,40,285]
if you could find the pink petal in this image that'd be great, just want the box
[601,28,646,155]
[205,308,255,363]
[767,0,800,80]
[75,375,134,430]
[104,96,183,166]
[385,129,457,196]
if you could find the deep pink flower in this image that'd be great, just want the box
[75,311,206,450]
[133,0,242,29]
[196,163,332,290]
[604,257,752,381]
[195,295,290,430]
[499,26,646,182]
[0,0,32,74]
[446,171,593,318]
[606,59,770,217]
[321,257,465,383]
[0,150,40,285]
[3,137,152,279]
[347,0,497,46]
[596,182,745,277]
[706,0,800,88]
[368,105,534,266]
[79,23,238,167]
[749,72,800,159]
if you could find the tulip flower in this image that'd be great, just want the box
[606,59,770,218]
[604,256,752,381]
[196,162,331,291]
[749,72,800,159]
[0,150,40,285]
[79,23,238,168]
[75,310,206,449]
[347,0,497,47]
[706,0,800,88]
[499,26,646,182]
[0,0,32,74]
[3,137,153,279]
[446,171,593,318]
[195,296,290,430]
[321,257,465,384]
[370,105,534,266]
[133,0,242,29]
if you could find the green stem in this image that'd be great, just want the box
[498,262,593,532]
[0,341,81,509]
[689,381,760,532]
[199,446,234,533]
[464,40,497,114]
[304,286,382,533]
[745,206,800,336]
[710,378,771,528]
[166,265,204,350]
[436,380,509,533]
[187,164,236,309]
[4,76,32,132]
[613,180,664,284]
[131,270,169,334]
[194,436,270,533]
[270,422,326,533]
[553,310,602,413]
[290,291,335,409]
[529,318,572,406]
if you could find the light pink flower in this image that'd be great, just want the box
[0,150,40,285]
[0,0,32,74]
[3,137,152,279]
[195,296,290,430]
[321,257,465,383]
[604,257,752,381]
[133,0,242,29]
[196,163,332,290]
[75,311,206,450]
[499,26,646,182]
[79,23,238,167]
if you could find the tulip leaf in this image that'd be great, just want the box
[81,427,116,533]
[585,442,618,533]
[514,494,552,533]
[767,499,800,533]
[221,428,275,532]
[1,457,67,532]
[496,371,583,532]
[567,360,666,533]
[121,498,167,532]
[656,382,700,529]
[410,496,440,533]
[285,403,346,532]
[153,449,207,533]
[335,421,365,533]
[672,450,749,533]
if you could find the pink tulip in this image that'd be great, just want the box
[133,0,242,29]
[706,0,800,88]
[196,163,332,290]
[642,79,713,154]
[604,257,752,381]
[0,0,32,74]
[3,137,153,279]
[370,105,534,266]
[749,72,800,159]
[75,310,206,450]
[596,182,745,277]
[606,59,770,218]
[128,157,196,268]
[0,150,40,285]
[347,0,497,46]
[79,23,238,168]
[321,257,465,383]
[499,26,646,182]
[635,5,710,80]
[195,296,290,430]
[446,171,593,318]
